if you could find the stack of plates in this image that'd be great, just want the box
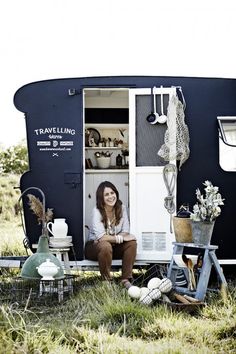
[49,236,73,248]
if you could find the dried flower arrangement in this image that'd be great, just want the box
[190,180,225,222]
[27,194,53,225]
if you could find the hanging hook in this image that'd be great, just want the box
[171,86,186,110]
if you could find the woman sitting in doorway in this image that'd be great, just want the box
[85,181,137,288]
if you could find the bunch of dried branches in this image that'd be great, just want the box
[27,194,53,224]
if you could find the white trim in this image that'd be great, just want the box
[1,258,236,269]
[69,259,236,268]
[83,88,86,247]
[0,260,21,268]
[217,116,236,121]
[70,259,149,267]
[218,259,236,265]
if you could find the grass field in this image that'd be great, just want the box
[0,219,236,353]
[0,175,235,353]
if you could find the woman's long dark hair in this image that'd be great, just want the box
[96,181,122,228]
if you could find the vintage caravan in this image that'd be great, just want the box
[13,76,236,265]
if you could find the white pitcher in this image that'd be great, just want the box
[47,218,68,238]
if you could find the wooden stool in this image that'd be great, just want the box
[49,247,74,294]
[167,242,227,301]
[49,247,71,274]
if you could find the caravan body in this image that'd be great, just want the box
[14,76,236,264]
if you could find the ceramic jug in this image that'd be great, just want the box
[47,218,68,238]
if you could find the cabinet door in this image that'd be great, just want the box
[129,88,176,262]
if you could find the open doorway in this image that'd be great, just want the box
[83,88,130,249]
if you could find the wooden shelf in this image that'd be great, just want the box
[85,168,128,173]
[85,147,123,150]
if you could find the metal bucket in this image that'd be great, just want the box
[191,221,215,245]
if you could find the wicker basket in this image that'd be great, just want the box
[173,216,193,243]
[156,298,205,313]
[0,275,80,307]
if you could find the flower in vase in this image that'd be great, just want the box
[190,180,225,222]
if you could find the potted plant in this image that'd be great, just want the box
[190,180,225,245]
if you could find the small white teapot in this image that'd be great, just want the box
[47,218,68,238]
[37,259,60,280]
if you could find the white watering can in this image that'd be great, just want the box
[47,218,68,238]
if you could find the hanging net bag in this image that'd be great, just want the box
[158,92,190,170]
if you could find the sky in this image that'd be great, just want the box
[1,0,236,148]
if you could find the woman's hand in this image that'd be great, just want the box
[122,234,136,242]
[95,234,116,243]
[95,233,136,243]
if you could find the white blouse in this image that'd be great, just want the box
[88,205,130,241]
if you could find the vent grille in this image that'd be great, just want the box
[142,232,166,252]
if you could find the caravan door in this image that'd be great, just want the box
[129,88,176,262]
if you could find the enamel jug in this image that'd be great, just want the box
[47,218,68,238]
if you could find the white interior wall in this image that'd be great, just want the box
[85,90,129,108]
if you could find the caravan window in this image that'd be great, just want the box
[218,116,236,171]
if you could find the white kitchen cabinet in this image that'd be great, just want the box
[85,123,128,169]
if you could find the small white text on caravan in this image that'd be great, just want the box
[34,127,76,135]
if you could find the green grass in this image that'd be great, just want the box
[0,222,235,353]
[0,174,28,257]
[0,275,235,353]
[0,174,236,353]
[0,219,26,256]
[0,174,21,221]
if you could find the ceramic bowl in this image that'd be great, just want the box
[96,157,111,169]
[173,254,198,268]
